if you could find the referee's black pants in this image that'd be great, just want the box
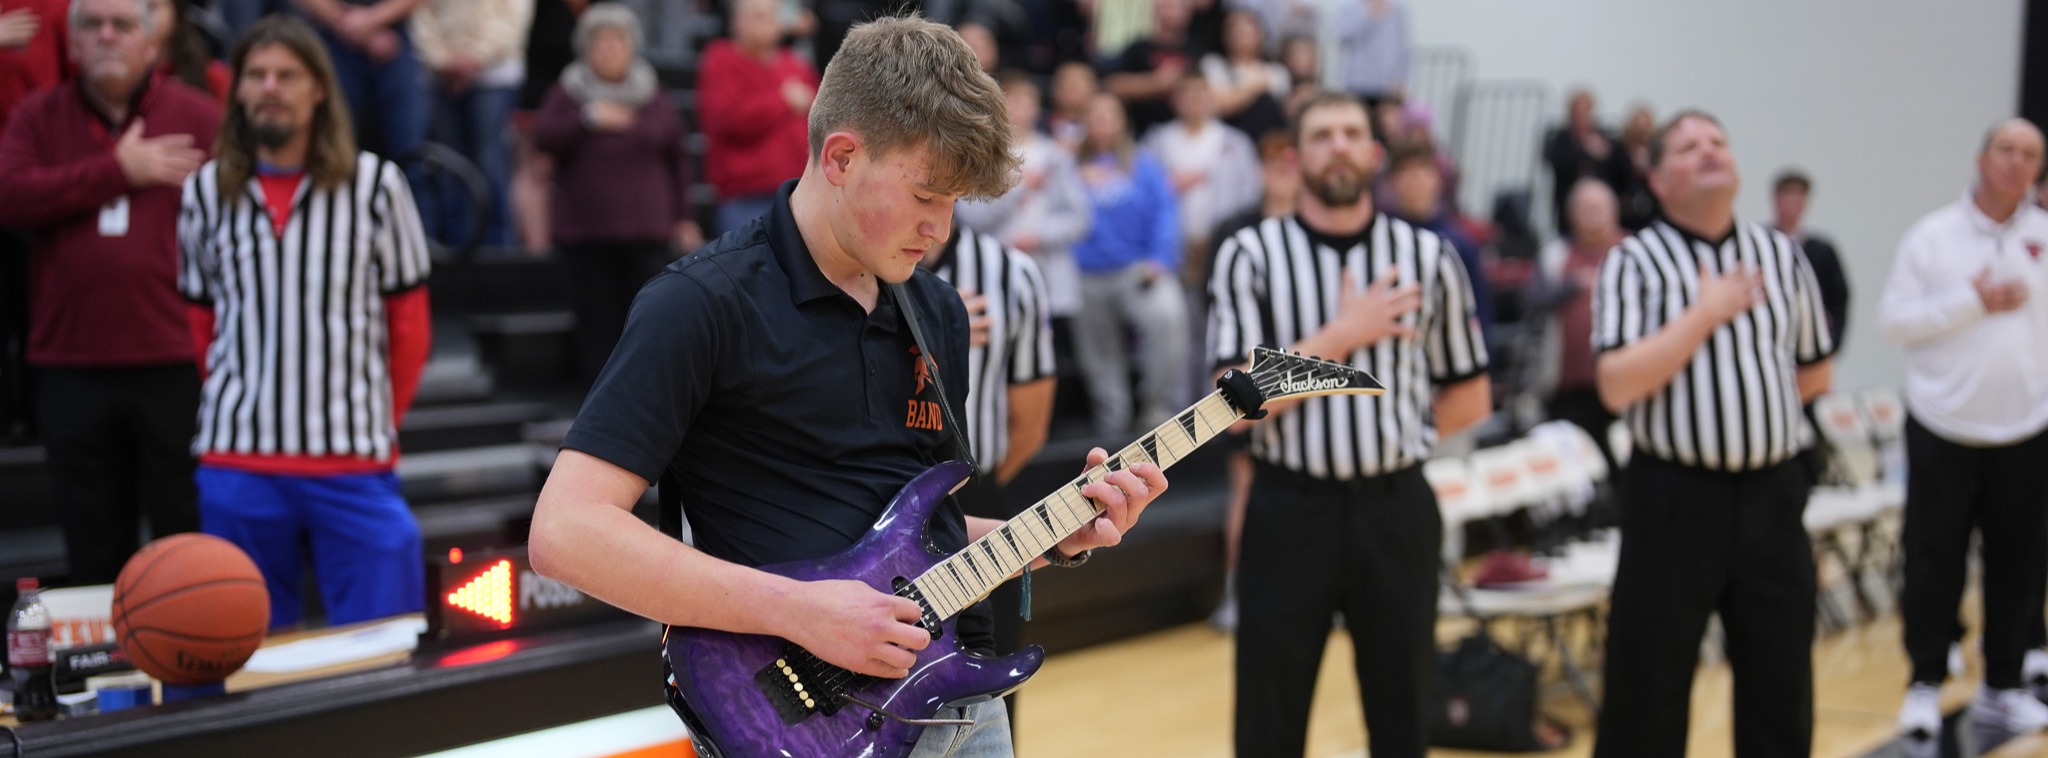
[1235,462,1440,758]
[36,364,202,585]
[1593,455,1813,758]
[1900,416,2048,689]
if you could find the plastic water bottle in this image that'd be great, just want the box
[8,578,57,721]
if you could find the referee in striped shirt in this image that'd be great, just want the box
[1591,111,1835,758]
[922,223,1057,735]
[1209,91,1491,758]
[176,18,434,630]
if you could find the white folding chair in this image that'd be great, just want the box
[1805,392,1892,626]
[1424,456,1486,567]
[1467,445,1535,521]
[1811,392,1879,486]
[1856,386,1907,487]
[1528,420,1602,500]
[1514,438,1573,505]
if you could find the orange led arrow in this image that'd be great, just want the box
[447,560,514,627]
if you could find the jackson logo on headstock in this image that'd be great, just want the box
[1274,369,1350,396]
[907,346,943,431]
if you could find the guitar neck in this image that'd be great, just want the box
[911,391,1241,620]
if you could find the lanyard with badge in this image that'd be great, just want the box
[87,109,130,238]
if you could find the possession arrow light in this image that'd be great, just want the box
[446,560,514,627]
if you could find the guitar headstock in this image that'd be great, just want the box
[1243,346,1385,403]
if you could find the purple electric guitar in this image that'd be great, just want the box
[662,347,1383,758]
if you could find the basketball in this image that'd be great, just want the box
[111,534,271,685]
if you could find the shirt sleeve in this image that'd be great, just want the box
[1424,236,1490,384]
[1005,250,1056,384]
[1788,236,1836,364]
[1878,222,1986,348]
[1207,226,1268,369]
[370,158,432,293]
[561,270,726,484]
[1591,242,1645,353]
[176,167,216,304]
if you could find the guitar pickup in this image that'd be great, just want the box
[893,579,942,640]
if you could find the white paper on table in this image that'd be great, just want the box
[242,618,428,673]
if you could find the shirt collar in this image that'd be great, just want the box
[1655,214,1737,248]
[1956,186,2042,235]
[75,71,157,131]
[1293,212,1380,252]
[767,180,847,306]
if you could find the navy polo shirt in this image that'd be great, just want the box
[561,181,994,648]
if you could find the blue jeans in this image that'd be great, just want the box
[906,699,1012,758]
[716,195,776,237]
[320,27,428,166]
[427,84,518,247]
[197,466,425,629]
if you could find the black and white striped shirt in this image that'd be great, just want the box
[1592,219,1834,472]
[176,153,432,461]
[928,227,1056,475]
[1209,214,1489,479]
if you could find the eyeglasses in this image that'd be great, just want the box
[72,15,143,34]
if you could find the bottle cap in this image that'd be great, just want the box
[15,578,36,591]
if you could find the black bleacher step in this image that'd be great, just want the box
[0,444,52,532]
[467,311,575,336]
[523,418,573,450]
[414,352,495,406]
[0,526,68,587]
[397,443,542,506]
[414,496,536,554]
[430,253,573,317]
[399,401,557,453]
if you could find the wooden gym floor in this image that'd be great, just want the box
[1013,596,2048,757]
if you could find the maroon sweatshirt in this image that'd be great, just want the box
[0,74,222,367]
[531,85,692,245]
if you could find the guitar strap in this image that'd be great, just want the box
[888,281,978,473]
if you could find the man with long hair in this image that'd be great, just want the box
[176,15,432,630]
[528,15,1167,754]
[0,0,219,584]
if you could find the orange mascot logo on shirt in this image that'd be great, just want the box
[907,346,944,431]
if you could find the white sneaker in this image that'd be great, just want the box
[1899,683,1943,744]
[1208,573,1238,633]
[2025,649,2048,701]
[1207,594,1237,633]
[1969,686,2048,735]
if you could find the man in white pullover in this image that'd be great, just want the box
[1882,118,2048,746]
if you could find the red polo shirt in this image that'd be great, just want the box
[0,73,222,367]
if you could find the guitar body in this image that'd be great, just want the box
[664,461,1045,758]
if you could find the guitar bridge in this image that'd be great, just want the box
[755,645,871,725]
[753,583,937,727]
